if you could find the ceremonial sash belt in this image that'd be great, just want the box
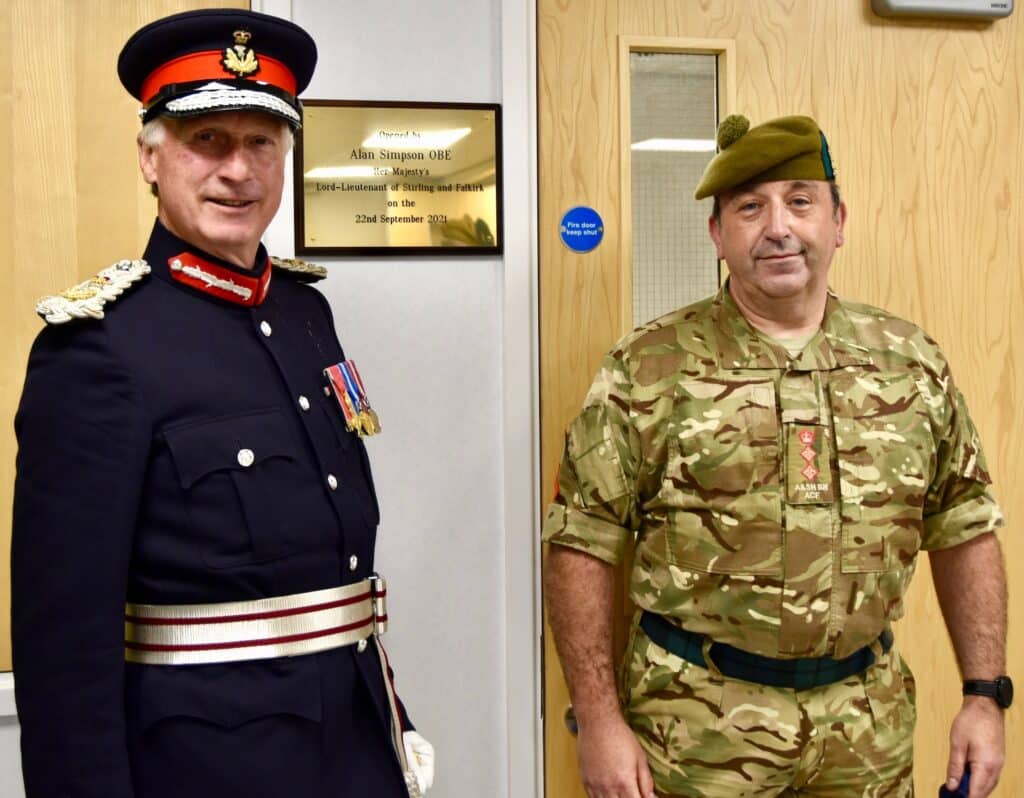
[640,610,894,690]
[124,576,388,666]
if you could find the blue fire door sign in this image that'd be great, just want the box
[560,206,604,253]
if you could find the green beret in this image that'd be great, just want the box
[693,114,835,200]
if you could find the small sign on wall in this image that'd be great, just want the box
[560,206,604,253]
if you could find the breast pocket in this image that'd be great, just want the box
[164,409,315,568]
[659,378,783,576]
[830,370,934,573]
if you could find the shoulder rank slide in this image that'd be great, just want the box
[271,256,327,282]
[36,259,150,324]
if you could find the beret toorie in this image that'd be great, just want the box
[694,114,835,200]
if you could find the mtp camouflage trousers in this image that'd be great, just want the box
[620,615,916,797]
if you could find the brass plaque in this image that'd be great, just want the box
[295,101,503,255]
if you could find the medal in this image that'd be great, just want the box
[323,360,381,437]
[324,363,364,435]
[340,360,381,436]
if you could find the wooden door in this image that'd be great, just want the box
[538,2,1023,796]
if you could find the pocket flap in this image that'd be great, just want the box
[164,409,298,488]
[129,657,322,731]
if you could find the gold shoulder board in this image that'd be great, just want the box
[271,256,327,282]
[35,259,151,325]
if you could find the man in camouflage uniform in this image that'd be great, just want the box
[543,115,1009,798]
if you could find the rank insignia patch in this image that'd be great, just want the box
[787,424,834,505]
[222,29,260,78]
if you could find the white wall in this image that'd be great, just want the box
[0,2,540,797]
[259,2,541,798]
[0,684,22,797]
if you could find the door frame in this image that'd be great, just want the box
[499,1,544,797]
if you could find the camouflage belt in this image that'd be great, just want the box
[639,611,893,690]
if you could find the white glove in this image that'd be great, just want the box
[403,730,435,795]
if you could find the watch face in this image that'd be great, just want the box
[996,676,1014,708]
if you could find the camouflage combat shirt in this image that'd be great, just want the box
[543,285,1004,659]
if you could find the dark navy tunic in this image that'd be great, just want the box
[12,221,409,798]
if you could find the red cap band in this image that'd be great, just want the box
[141,50,297,106]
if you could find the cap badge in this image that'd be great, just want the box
[222,29,260,78]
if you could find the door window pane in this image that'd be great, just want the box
[630,52,719,327]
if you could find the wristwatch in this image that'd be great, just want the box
[962,676,1014,709]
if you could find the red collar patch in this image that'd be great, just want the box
[167,252,271,307]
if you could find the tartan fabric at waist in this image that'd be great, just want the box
[125,576,388,666]
[639,610,893,690]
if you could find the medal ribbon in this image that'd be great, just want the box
[338,362,364,414]
[324,364,362,434]
[342,360,381,435]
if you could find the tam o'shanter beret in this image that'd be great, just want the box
[118,8,317,128]
[693,114,835,200]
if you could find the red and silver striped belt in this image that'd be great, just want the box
[124,575,420,795]
[124,575,389,666]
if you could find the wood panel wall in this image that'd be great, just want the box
[0,0,247,671]
[539,1,1023,795]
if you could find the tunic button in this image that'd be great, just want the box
[349,555,359,571]
[298,395,310,411]
[357,639,368,653]
[327,474,338,490]
[324,386,332,397]
[237,448,255,467]
[260,320,272,337]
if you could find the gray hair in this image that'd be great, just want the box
[137,116,169,149]
[137,115,294,196]
[137,115,295,150]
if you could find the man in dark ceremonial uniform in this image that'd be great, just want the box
[11,9,433,798]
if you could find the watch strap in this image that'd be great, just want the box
[962,676,1013,709]
[962,679,998,697]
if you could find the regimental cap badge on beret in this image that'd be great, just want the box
[118,9,317,129]
[694,114,836,200]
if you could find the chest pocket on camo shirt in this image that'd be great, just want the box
[165,408,309,568]
[660,378,782,575]
[829,370,934,574]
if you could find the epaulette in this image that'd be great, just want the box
[271,256,327,283]
[35,260,151,325]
